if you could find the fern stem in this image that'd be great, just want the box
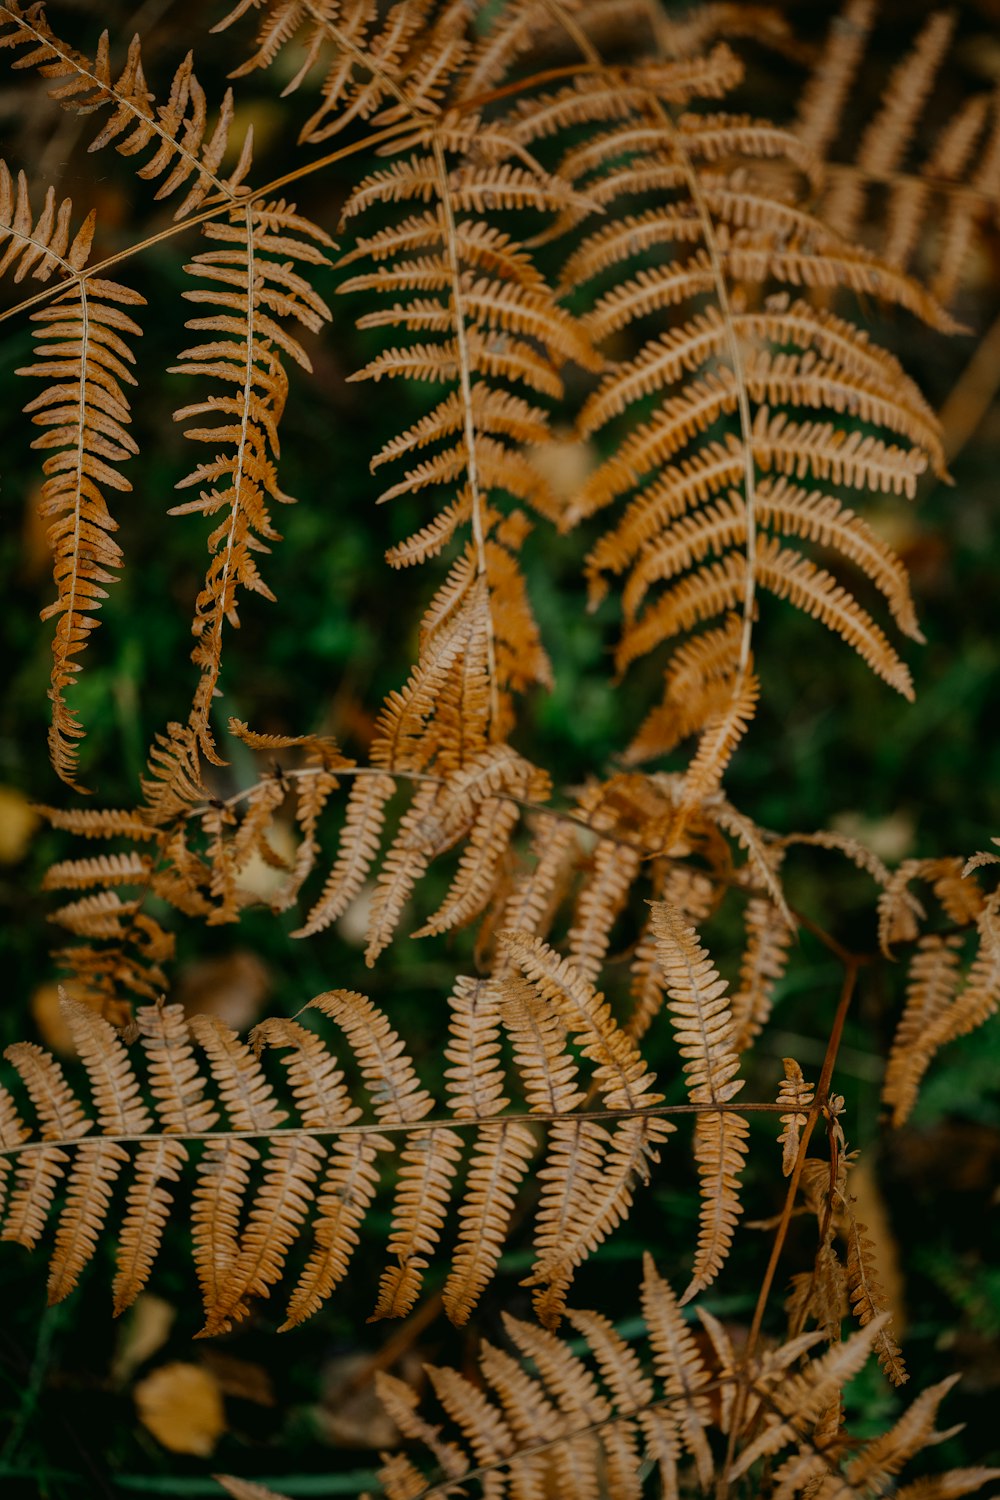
[430,133,501,739]
[186,203,258,754]
[0,1100,799,1163]
[718,959,860,1497]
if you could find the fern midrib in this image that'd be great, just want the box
[199,205,257,715]
[0,1099,795,1160]
[431,133,500,737]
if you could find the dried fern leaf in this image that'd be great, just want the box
[444,1118,536,1328]
[0,159,94,284]
[930,898,1000,1048]
[216,0,460,146]
[566,837,643,985]
[501,937,672,1324]
[501,934,665,1114]
[547,65,948,767]
[340,112,599,770]
[730,894,794,1053]
[1,159,145,787]
[844,1211,908,1387]
[651,903,747,1301]
[189,1013,288,1333]
[2,1041,91,1252]
[169,203,333,755]
[412,796,521,938]
[0,7,252,219]
[113,1135,188,1316]
[883,934,964,1128]
[776,1058,813,1177]
[363,780,443,964]
[373,1253,986,1499]
[293,771,396,937]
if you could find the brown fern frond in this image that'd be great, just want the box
[758,538,914,698]
[775,1058,813,1178]
[626,863,722,1044]
[877,856,985,958]
[501,933,665,1115]
[412,797,521,938]
[566,837,643,986]
[0,5,252,218]
[935,898,1000,1040]
[844,1211,908,1387]
[882,891,1000,1127]
[845,1373,962,1492]
[675,665,759,817]
[293,771,396,937]
[216,0,465,146]
[1,163,144,788]
[2,1040,91,1253]
[730,894,794,1054]
[0,982,679,1326]
[651,903,747,1301]
[36,806,157,841]
[642,1252,715,1489]
[169,203,333,755]
[496,957,671,1328]
[189,1011,288,1332]
[538,54,949,781]
[492,813,578,960]
[883,934,964,1128]
[339,109,600,770]
[0,159,93,284]
[42,852,152,891]
[795,3,1000,304]
[367,1256,989,1500]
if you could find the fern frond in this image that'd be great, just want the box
[366,1255,989,1500]
[796,3,1000,304]
[339,109,600,772]
[883,934,964,1128]
[168,202,333,754]
[216,0,464,146]
[845,1373,962,1492]
[541,57,949,775]
[0,975,683,1328]
[492,814,578,963]
[650,903,747,1301]
[292,771,395,937]
[497,960,670,1328]
[845,1211,908,1387]
[1,162,144,787]
[0,5,252,218]
[730,894,794,1053]
[775,1058,813,1178]
[566,837,643,986]
[642,1252,714,1489]
[0,159,93,283]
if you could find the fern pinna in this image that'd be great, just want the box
[1,0,999,1496]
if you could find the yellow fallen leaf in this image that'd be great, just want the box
[0,785,39,864]
[113,1295,175,1385]
[134,1362,225,1456]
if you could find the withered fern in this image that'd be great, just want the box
[0,2,998,1496]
